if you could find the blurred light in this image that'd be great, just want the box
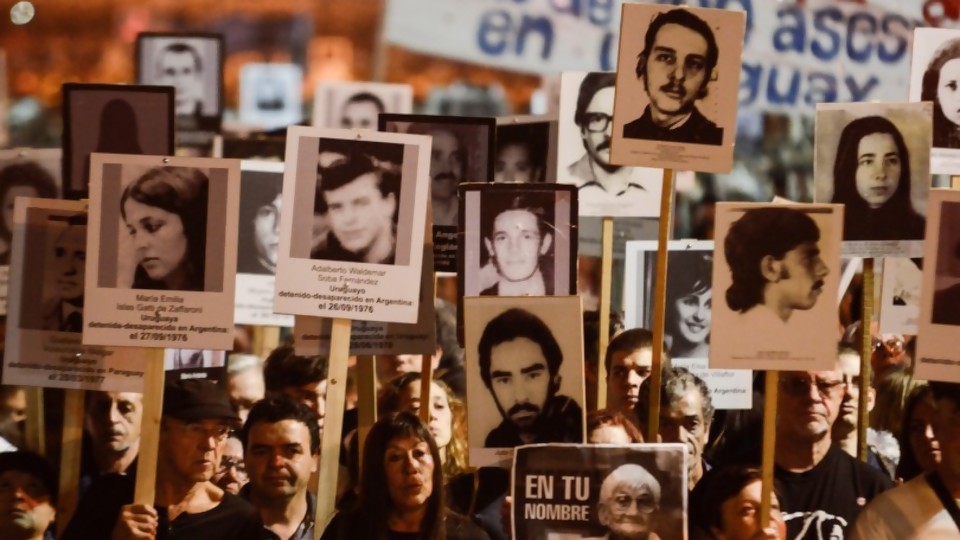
[10,1,35,25]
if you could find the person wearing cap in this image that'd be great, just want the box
[0,451,57,540]
[62,378,262,540]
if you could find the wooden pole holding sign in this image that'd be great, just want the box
[858,259,875,462]
[134,349,166,505]
[646,168,675,442]
[56,389,84,539]
[597,217,614,410]
[314,318,352,539]
[418,353,434,424]
[356,355,377,479]
[759,371,779,529]
[252,326,281,360]
[951,176,960,189]
[23,387,45,454]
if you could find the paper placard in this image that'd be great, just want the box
[312,81,413,129]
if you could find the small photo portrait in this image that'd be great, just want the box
[879,257,922,335]
[710,203,842,371]
[237,164,283,275]
[312,82,413,129]
[459,183,576,298]
[62,84,175,199]
[0,149,62,265]
[610,5,746,173]
[381,114,496,227]
[163,348,224,370]
[815,102,931,249]
[238,63,303,130]
[310,138,405,265]
[463,296,585,467]
[493,117,556,183]
[557,71,662,218]
[910,28,960,173]
[136,33,223,132]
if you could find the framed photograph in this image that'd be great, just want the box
[878,257,922,335]
[557,71,663,217]
[814,102,931,257]
[493,115,557,184]
[234,160,293,327]
[380,113,497,272]
[909,27,960,174]
[623,240,752,409]
[136,32,224,133]
[83,153,240,350]
[62,83,174,200]
[312,81,413,129]
[238,63,303,130]
[512,444,687,540]
[293,248,437,356]
[213,133,286,161]
[917,189,960,383]
[710,203,843,371]
[464,295,585,468]
[274,126,430,323]
[610,4,745,173]
[164,348,227,385]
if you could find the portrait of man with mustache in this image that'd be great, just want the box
[621,8,723,146]
[41,215,86,333]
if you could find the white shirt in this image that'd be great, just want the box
[851,476,960,540]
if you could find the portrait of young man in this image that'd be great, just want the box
[339,92,385,130]
[154,41,205,118]
[313,82,412,129]
[479,192,554,296]
[41,215,86,333]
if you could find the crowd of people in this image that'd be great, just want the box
[0,301,957,540]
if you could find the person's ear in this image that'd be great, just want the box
[484,237,495,259]
[867,386,876,413]
[386,192,398,217]
[540,232,553,256]
[550,373,562,395]
[709,526,727,540]
[759,254,782,283]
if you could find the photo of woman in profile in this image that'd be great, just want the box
[922,37,960,149]
[830,116,925,242]
[120,166,208,291]
[664,251,712,359]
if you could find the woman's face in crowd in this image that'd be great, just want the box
[672,288,711,345]
[124,199,189,284]
[854,132,901,209]
[909,395,942,475]
[588,424,633,444]
[254,193,281,268]
[939,58,960,127]
[399,381,453,451]
[714,479,786,540]
[2,186,38,235]
[384,435,435,513]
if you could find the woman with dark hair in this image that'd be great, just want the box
[665,251,712,359]
[895,383,941,482]
[121,166,208,291]
[922,37,960,148]
[830,116,925,242]
[689,465,786,540]
[237,174,281,275]
[0,161,58,264]
[322,412,489,540]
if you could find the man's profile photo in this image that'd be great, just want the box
[339,92,385,130]
[479,192,554,296]
[477,307,583,447]
[310,140,403,265]
[621,8,722,146]
[597,464,663,540]
[41,215,86,333]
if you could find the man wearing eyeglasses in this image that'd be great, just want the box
[622,9,723,146]
[62,379,262,540]
[567,72,658,212]
[596,463,663,540]
[775,365,892,540]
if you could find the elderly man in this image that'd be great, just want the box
[0,451,58,540]
[597,464,663,540]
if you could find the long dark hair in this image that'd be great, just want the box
[359,412,446,540]
[922,37,960,147]
[120,166,208,291]
[665,251,712,347]
[896,383,934,481]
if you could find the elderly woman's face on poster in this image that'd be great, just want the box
[939,58,960,127]
[124,198,189,284]
[854,132,901,209]
[254,193,281,268]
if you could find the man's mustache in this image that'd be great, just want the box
[660,83,686,99]
[597,139,611,152]
[508,403,540,418]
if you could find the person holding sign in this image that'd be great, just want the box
[605,328,656,416]
[0,451,58,540]
[121,166,209,291]
[621,9,723,146]
[829,116,925,242]
[478,308,583,447]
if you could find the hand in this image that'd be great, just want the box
[112,504,158,540]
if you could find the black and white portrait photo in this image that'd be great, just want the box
[84,154,240,350]
[459,183,576,299]
[238,63,303,130]
[164,348,227,385]
[136,33,223,132]
[879,257,922,335]
[930,200,960,327]
[493,117,556,183]
[917,191,960,383]
[275,126,430,324]
[0,148,61,265]
[815,102,930,255]
[513,444,687,540]
[238,164,283,275]
[464,296,585,467]
[710,203,842,371]
[312,81,413,129]
[610,4,745,173]
[910,28,960,173]
[62,84,174,199]
[557,71,662,218]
